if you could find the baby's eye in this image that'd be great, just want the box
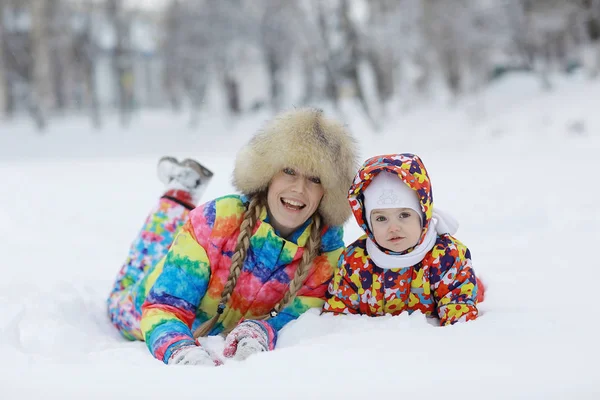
[399,212,412,219]
[283,167,296,176]
[375,215,387,222]
[308,176,321,184]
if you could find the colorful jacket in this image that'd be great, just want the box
[323,154,480,325]
[139,195,344,363]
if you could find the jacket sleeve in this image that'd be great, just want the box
[322,248,361,314]
[140,209,213,364]
[261,226,345,343]
[431,236,479,326]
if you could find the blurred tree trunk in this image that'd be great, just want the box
[301,50,316,105]
[340,0,379,129]
[85,57,101,128]
[413,50,432,98]
[30,0,55,130]
[260,0,285,111]
[183,70,207,128]
[594,0,600,77]
[582,0,600,40]
[265,50,283,111]
[163,0,184,111]
[0,0,7,120]
[108,0,133,126]
[584,0,600,77]
[223,71,240,114]
[366,49,394,106]
[47,0,66,111]
[506,0,534,67]
[365,0,395,106]
[315,0,340,108]
[82,4,101,128]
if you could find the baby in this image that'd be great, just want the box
[323,153,483,325]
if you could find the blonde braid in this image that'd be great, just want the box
[193,195,263,338]
[259,213,323,320]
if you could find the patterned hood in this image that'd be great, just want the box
[348,154,434,251]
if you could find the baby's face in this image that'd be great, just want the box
[370,208,422,253]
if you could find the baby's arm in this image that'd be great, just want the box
[322,249,361,314]
[431,237,479,325]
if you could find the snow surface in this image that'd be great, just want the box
[1,73,599,399]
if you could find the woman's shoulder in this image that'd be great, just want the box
[213,194,248,214]
[188,194,246,235]
[319,224,348,253]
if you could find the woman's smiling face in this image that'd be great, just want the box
[266,167,324,238]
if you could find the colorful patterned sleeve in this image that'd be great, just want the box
[263,226,345,337]
[140,206,214,364]
[430,236,479,326]
[322,247,361,314]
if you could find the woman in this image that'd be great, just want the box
[107,108,358,366]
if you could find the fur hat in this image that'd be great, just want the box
[233,108,359,227]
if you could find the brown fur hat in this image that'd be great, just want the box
[232,108,359,227]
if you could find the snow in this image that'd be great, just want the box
[1,73,599,399]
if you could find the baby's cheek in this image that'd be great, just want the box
[371,225,385,243]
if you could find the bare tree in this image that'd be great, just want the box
[259,0,304,111]
[47,0,75,112]
[107,0,134,126]
[314,0,342,108]
[339,0,380,129]
[0,0,596,130]
[591,0,600,76]
[163,0,249,117]
[30,0,56,130]
[364,0,429,110]
[364,0,398,108]
[422,0,465,98]
[73,0,102,127]
[162,0,185,111]
[0,0,7,119]
[208,0,255,115]
[507,0,581,89]
[574,0,600,77]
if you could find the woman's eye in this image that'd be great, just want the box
[309,176,321,184]
[283,168,295,175]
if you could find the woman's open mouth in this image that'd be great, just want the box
[281,198,306,211]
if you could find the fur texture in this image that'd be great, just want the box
[232,108,359,227]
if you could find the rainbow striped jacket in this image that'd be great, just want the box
[140,195,344,363]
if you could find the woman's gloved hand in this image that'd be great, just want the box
[223,320,276,361]
[168,345,223,366]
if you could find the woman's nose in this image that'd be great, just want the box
[290,176,306,193]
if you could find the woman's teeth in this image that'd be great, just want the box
[282,198,305,209]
